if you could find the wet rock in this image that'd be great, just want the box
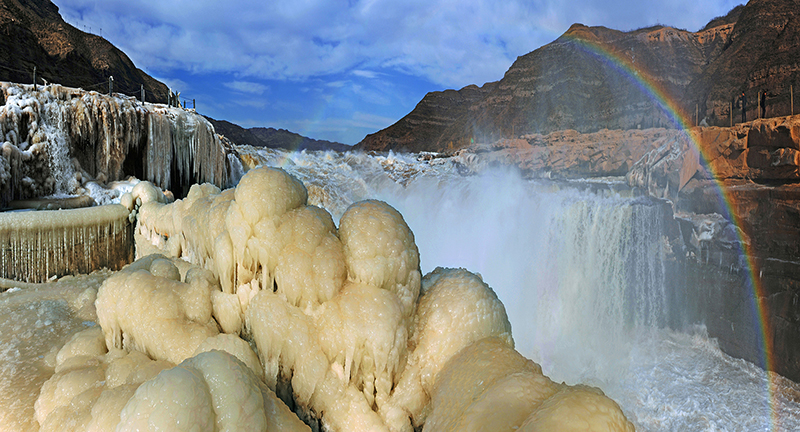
[626,132,699,202]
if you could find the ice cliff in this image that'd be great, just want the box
[0,82,230,206]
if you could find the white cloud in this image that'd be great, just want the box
[55,0,743,90]
[223,81,269,95]
[352,69,379,79]
[235,99,268,109]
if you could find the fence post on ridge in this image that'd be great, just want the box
[141,84,145,104]
[108,76,113,96]
[32,66,36,91]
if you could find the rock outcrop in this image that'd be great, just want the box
[358,0,800,153]
[358,83,497,153]
[629,115,800,202]
[0,0,169,102]
[461,128,686,180]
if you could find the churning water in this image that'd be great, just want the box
[244,147,800,431]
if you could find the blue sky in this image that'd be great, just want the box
[54,0,743,145]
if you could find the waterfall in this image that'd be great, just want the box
[227,152,245,187]
[239,148,800,431]
[239,148,670,382]
[369,169,670,384]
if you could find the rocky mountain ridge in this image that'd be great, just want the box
[358,0,800,153]
[205,117,351,152]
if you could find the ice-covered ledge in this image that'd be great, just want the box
[0,82,231,206]
[0,204,133,283]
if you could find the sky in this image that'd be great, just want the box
[54,0,744,145]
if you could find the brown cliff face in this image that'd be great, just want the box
[0,0,168,102]
[358,0,800,153]
[451,23,729,143]
[695,0,800,124]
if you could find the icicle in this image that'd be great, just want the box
[0,83,229,205]
[0,204,134,282]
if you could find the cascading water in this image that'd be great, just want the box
[237,146,800,431]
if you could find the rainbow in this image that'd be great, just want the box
[560,31,781,430]
[561,30,782,429]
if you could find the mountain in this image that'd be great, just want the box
[0,0,168,102]
[0,0,345,148]
[357,0,800,152]
[206,117,351,152]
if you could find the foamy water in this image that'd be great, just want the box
[238,147,800,432]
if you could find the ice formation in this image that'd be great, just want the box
[422,337,557,432]
[124,166,632,431]
[0,82,230,205]
[420,336,633,432]
[95,255,220,365]
[379,267,515,431]
[0,164,636,431]
[0,203,134,282]
[33,324,308,432]
[338,200,421,319]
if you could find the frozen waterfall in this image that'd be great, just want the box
[0,82,230,206]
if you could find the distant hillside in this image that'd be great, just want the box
[0,0,168,102]
[358,0,800,153]
[206,117,351,152]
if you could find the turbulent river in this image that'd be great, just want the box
[236,146,800,432]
